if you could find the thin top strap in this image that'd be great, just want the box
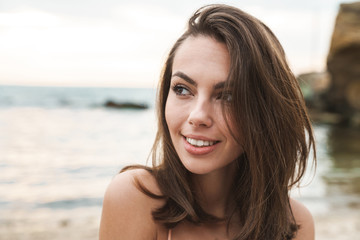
[168,229,172,240]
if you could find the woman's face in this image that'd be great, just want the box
[165,35,243,175]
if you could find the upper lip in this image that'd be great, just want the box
[182,134,219,142]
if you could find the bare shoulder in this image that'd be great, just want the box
[99,168,165,240]
[290,198,315,240]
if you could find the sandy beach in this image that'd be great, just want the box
[314,209,360,240]
[0,208,101,240]
[1,207,359,240]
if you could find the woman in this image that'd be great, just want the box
[100,4,315,240]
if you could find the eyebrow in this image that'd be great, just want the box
[172,71,197,87]
[214,81,225,90]
[172,71,227,90]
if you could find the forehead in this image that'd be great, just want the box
[172,35,230,84]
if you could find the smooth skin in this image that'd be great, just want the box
[99,36,315,240]
[165,35,244,177]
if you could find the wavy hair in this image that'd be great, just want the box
[123,4,315,240]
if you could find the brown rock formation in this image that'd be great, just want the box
[298,72,330,109]
[326,2,360,116]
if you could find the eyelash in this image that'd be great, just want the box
[172,84,191,96]
[217,92,233,102]
[171,83,232,102]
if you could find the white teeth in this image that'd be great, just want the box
[186,137,216,147]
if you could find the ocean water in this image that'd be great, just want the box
[0,85,359,237]
[0,85,157,237]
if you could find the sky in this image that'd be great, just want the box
[0,0,351,87]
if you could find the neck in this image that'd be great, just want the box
[191,160,238,218]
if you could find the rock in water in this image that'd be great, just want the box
[326,2,360,115]
[104,100,148,109]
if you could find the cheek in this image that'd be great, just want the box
[165,96,179,133]
[218,109,243,146]
[215,107,232,133]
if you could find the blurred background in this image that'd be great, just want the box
[0,0,359,239]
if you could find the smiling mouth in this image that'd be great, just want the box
[185,137,219,147]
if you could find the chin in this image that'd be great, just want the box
[181,158,235,176]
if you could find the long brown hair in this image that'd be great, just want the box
[123,4,315,240]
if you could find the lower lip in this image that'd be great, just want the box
[183,137,218,155]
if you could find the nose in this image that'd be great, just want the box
[187,97,213,128]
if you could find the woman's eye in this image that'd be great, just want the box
[172,85,191,96]
[217,92,232,102]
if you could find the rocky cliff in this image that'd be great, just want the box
[325,2,360,117]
